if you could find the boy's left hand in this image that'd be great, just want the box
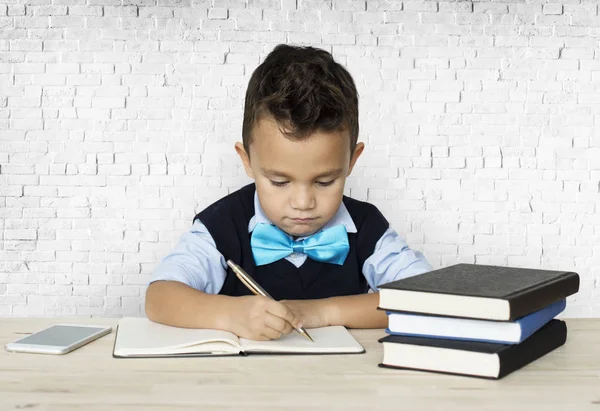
[279,299,334,329]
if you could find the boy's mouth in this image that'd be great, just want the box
[290,218,316,224]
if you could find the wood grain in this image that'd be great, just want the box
[1,318,599,411]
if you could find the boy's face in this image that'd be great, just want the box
[236,115,364,238]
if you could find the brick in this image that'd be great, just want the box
[69,5,104,15]
[101,29,136,41]
[107,263,142,275]
[50,16,85,28]
[92,97,125,108]
[10,40,44,52]
[34,5,68,16]
[332,0,365,11]
[139,7,174,18]
[426,91,460,103]
[474,3,508,14]
[0,51,25,63]
[248,0,279,8]
[7,283,40,295]
[207,8,228,19]
[213,0,245,7]
[39,285,72,296]
[7,5,25,16]
[543,4,563,15]
[561,48,595,59]
[4,240,37,251]
[107,285,140,297]
[404,1,437,12]
[439,2,471,13]
[4,229,36,240]
[73,285,107,297]
[365,0,399,11]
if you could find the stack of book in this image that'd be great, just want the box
[377,263,580,379]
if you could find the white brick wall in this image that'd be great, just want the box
[1,0,599,318]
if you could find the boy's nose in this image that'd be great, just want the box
[290,187,316,210]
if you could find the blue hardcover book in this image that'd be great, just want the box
[385,299,566,344]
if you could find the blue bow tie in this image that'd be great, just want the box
[250,223,350,266]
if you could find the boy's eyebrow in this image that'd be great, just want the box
[314,168,344,178]
[261,168,344,179]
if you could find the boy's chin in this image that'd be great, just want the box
[281,225,321,238]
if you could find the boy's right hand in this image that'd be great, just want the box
[224,296,301,341]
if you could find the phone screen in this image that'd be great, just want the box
[15,325,108,347]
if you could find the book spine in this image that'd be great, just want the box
[507,272,579,320]
[497,320,567,378]
[517,299,566,342]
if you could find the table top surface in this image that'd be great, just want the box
[1,317,599,411]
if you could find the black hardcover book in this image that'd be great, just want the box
[379,319,567,379]
[378,263,579,321]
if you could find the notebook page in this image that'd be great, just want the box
[239,326,364,354]
[114,317,241,356]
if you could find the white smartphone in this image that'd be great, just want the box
[4,323,112,355]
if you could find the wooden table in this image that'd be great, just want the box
[1,318,599,411]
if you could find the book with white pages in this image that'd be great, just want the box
[379,319,567,379]
[378,263,578,321]
[112,317,365,358]
[386,299,566,344]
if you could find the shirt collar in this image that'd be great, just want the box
[247,190,357,237]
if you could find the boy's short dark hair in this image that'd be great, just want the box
[242,44,359,155]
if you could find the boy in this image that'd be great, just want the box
[145,44,432,341]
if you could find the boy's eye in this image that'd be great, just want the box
[269,180,288,187]
[316,180,335,187]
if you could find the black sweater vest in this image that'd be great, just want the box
[193,184,389,300]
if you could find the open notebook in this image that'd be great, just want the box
[113,317,365,358]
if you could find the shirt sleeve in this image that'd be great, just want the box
[150,220,228,294]
[361,227,433,292]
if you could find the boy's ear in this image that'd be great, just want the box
[235,142,255,179]
[347,142,364,175]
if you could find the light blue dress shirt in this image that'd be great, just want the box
[150,192,433,294]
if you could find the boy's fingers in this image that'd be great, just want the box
[252,334,271,341]
[265,313,294,334]
[265,301,298,327]
[260,326,283,340]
